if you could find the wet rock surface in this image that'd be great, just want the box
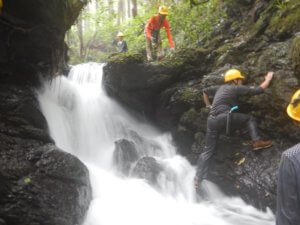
[132,157,163,185]
[113,139,139,176]
[0,0,92,224]
[103,0,300,211]
[0,83,92,225]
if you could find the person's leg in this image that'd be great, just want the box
[230,113,260,140]
[146,37,153,61]
[231,113,272,150]
[195,116,221,183]
[156,34,163,61]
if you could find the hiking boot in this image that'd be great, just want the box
[252,140,272,151]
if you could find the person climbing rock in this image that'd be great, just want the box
[116,32,128,53]
[276,89,300,225]
[144,5,175,61]
[194,69,274,189]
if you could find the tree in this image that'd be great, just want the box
[132,0,137,17]
[77,15,84,60]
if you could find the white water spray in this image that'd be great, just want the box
[38,63,275,225]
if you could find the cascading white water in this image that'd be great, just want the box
[38,63,275,225]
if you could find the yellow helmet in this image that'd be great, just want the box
[116,32,124,37]
[224,69,245,83]
[158,6,168,15]
[287,89,300,121]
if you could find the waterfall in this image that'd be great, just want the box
[38,63,275,225]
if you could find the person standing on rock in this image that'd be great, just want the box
[144,5,175,62]
[116,32,128,53]
[276,89,300,225]
[194,69,274,188]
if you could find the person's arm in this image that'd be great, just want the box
[203,92,211,108]
[202,85,219,107]
[163,19,174,48]
[260,71,273,89]
[145,17,154,40]
[235,71,274,96]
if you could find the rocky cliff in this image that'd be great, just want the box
[0,1,92,225]
[103,0,300,211]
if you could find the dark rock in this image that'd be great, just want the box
[132,157,163,185]
[113,139,139,176]
[0,219,6,225]
[0,0,86,85]
[0,1,91,224]
[0,142,92,225]
[0,83,92,225]
[124,129,163,157]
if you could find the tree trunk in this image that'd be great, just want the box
[108,0,114,14]
[117,0,125,25]
[127,0,131,18]
[132,0,137,17]
[77,16,84,60]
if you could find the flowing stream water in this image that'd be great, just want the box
[38,63,275,225]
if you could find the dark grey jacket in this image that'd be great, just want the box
[117,40,128,53]
[276,143,300,225]
[203,84,264,116]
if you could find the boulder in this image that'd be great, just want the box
[113,139,139,176]
[132,157,163,185]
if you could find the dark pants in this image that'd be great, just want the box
[196,113,260,180]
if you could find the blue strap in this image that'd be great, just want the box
[229,106,238,113]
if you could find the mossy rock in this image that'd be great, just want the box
[107,52,144,64]
[178,87,202,103]
[162,47,208,68]
[180,108,200,125]
[249,2,275,37]
[289,35,300,79]
[266,1,300,39]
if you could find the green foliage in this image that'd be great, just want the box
[180,87,201,102]
[267,0,300,36]
[289,36,300,78]
[66,0,226,64]
[275,0,290,12]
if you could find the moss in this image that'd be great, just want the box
[250,2,275,37]
[289,36,300,79]
[107,52,144,64]
[162,47,208,68]
[215,43,233,54]
[179,87,201,103]
[181,108,199,124]
[266,1,300,36]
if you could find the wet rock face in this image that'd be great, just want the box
[0,0,86,85]
[132,157,163,185]
[0,1,92,224]
[0,145,92,225]
[0,83,92,225]
[113,139,139,176]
